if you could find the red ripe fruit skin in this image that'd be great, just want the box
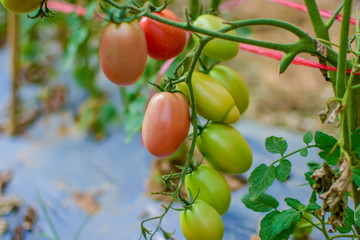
[142,92,190,158]
[140,9,187,61]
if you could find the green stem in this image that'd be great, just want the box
[330,234,360,240]
[335,0,353,98]
[189,0,200,19]
[210,0,221,13]
[272,145,316,165]
[304,0,330,41]
[140,40,207,240]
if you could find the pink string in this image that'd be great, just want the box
[45,0,359,76]
[268,0,357,26]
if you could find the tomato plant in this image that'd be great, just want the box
[180,199,224,240]
[177,71,240,124]
[142,92,190,158]
[0,0,42,13]
[140,9,187,61]
[99,21,148,86]
[185,165,231,215]
[193,14,239,62]
[209,65,249,114]
[197,122,252,174]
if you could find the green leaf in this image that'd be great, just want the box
[265,136,288,155]
[275,159,291,182]
[300,148,308,157]
[124,96,147,142]
[309,190,317,203]
[235,27,252,36]
[303,132,313,144]
[305,202,321,211]
[260,209,301,240]
[336,207,354,233]
[353,169,360,187]
[307,162,321,171]
[304,171,315,187]
[241,193,279,212]
[249,164,276,201]
[285,198,305,211]
[355,204,360,228]
[315,131,339,166]
[98,103,118,125]
[351,128,360,155]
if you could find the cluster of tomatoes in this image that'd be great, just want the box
[100,9,254,240]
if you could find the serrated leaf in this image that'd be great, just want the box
[241,193,279,212]
[265,136,288,155]
[276,160,291,182]
[249,164,276,201]
[353,169,360,187]
[355,205,360,227]
[336,207,354,233]
[305,202,321,211]
[303,132,313,145]
[285,198,305,211]
[260,209,301,240]
[300,148,308,157]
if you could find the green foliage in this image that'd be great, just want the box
[303,132,313,145]
[259,209,301,240]
[355,204,360,228]
[285,198,305,211]
[248,164,276,201]
[351,128,360,157]
[315,131,340,166]
[241,193,279,212]
[265,136,288,156]
[275,159,291,182]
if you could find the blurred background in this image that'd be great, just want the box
[0,0,348,239]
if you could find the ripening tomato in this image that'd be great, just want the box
[142,92,190,158]
[0,0,43,13]
[99,21,148,86]
[197,123,252,174]
[140,9,187,60]
[185,165,231,215]
[209,65,250,114]
[177,72,240,124]
[193,14,239,61]
[180,200,224,240]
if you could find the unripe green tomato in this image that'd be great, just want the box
[180,199,224,240]
[176,72,240,124]
[197,123,252,174]
[209,65,250,114]
[292,213,313,239]
[1,0,43,13]
[193,14,239,61]
[185,165,231,215]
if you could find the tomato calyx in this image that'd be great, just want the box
[28,0,55,20]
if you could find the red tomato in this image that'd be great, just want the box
[142,92,190,157]
[140,9,187,60]
[99,21,148,86]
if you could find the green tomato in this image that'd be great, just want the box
[292,212,313,239]
[193,14,239,61]
[0,0,42,13]
[209,65,250,114]
[185,165,231,215]
[177,71,240,124]
[180,199,224,240]
[197,123,252,174]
